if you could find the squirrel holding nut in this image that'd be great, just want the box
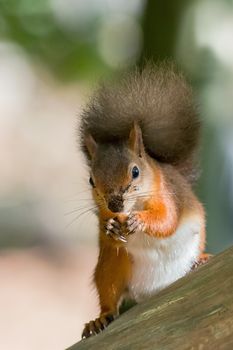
[79,63,210,338]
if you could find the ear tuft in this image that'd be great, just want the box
[84,133,97,159]
[128,122,144,157]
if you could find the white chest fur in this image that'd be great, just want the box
[127,216,201,303]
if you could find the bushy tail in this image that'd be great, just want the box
[80,62,201,183]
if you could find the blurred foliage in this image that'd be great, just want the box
[141,0,233,253]
[0,0,232,253]
[0,0,109,80]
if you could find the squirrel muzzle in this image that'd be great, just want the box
[107,195,124,213]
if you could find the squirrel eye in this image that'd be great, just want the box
[89,177,95,187]
[132,166,140,179]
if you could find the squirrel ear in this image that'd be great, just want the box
[84,133,98,159]
[128,122,144,157]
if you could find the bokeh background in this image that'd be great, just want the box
[0,0,233,349]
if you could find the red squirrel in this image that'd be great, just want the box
[79,63,210,338]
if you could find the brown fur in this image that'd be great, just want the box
[80,63,207,339]
[80,62,200,183]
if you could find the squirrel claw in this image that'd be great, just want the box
[191,253,213,270]
[106,230,127,243]
[105,217,127,242]
[82,314,115,339]
[127,212,145,234]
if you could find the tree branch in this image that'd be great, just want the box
[67,246,233,350]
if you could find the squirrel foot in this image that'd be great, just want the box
[127,212,145,234]
[82,313,115,339]
[105,217,127,243]
[191,253,213,270]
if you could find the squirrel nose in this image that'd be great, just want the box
[108,196,123,213]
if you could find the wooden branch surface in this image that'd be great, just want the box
[67,246,233,350]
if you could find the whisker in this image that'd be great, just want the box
[126,191,177,203]
[64,197,94,204]
[64,199,108,229]
[64,204,98,216]
[127,192,156,200]
[65,206,98,229]
[127,190,176,200]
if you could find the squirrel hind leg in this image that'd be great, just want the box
[82,313,115,339]
[82,243,132,338]
[191,253,213,271]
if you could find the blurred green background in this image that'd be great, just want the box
[0,1,233,349]
[1,0,233,252]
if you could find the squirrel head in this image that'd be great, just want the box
[84,123,155,214]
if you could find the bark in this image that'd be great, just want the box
[67,246,233,350]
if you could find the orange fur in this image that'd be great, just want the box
[137,166,178,238]
[198,206,206,253]
[82,237,132,338]
[139,200,178,238]
[81,234,132,338]
[94,241,132,315]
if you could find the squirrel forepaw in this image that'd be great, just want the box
[105,217,127,243]
[127,212,145,234]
